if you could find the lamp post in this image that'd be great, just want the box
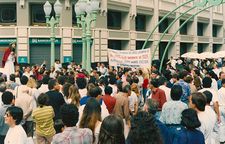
[43,0,62,67]
[74,0,100,72]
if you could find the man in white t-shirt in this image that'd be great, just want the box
[198,77,220,123]
[189,92,216,144]
[202,91,217,144]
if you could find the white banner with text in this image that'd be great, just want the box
[108,48,151,68]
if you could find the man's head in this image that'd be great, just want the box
[60,104,79,127]
[202,77,212,88]
[222,79,225,88]
[76,77,87,89]
[89,86,102,100]
[202,90,212,105]
[2,91,14,105]
[122,84,131,96]
[9,74,16,82]
[37,93,49,106]
[171,73,178,83]
[20,75,29,85]
[171,85,183,101]
[149,79,159,89]
[0,82,6,93]
[24,66,31,72]
[189,92,206,112]
[5,106,23,127]
[178,71,188,80]
[48,79,59,90]
[158,76,167,86]
[219,72,225,79]
[151,70,159,79]
[104,86,112,95]
[144,99,159,115]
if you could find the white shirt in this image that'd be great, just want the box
[159,85,171,101]
[129,91,138,112]
[30,88,40,109]
[137,75,144,90]
[38,84,49,94]
[99,85,105,95]
[4,125,27,144]
[198,106,216,144]
[15,77,21,85]
[99,67,107,75]
[79,88,87,98]
[15,92,34,121]
[108,84,117,97]
[14,85,32,99]
[213,68,221,78]
[199,88,219,105]
[211,78,218,91]
[23,71,33,78]
[218,87,225,106]
[54,63,62,72]
[171,59,177,69]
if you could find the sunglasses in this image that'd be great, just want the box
[5,112,11,117]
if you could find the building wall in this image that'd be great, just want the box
[0,0,224,66]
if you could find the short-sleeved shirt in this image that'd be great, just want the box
[113,92,130,121]
[160,101,188,124]
[52,127,93,144]
[32,106,55,136]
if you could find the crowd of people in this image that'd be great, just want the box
[0,54,225,144]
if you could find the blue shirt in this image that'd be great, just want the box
[172,127,205,144]
[217,79,222,89]
[155,119,172,144]
[175,80,191,104]
[79,96,91,106]
[80,96,102,106]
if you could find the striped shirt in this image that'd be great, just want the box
[32,106,55,136]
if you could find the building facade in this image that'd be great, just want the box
[0,0,224,67]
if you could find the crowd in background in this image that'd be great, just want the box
[0,56,225,144]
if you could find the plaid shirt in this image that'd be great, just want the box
[52,127,93,144]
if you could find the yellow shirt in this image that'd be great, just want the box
[32,106,55,136]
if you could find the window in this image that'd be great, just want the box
[136,14,146,31]
[30,3,55,26]
[0,4,16,25]
[159,17,168,33]
[72,4,77,26]
[197,43,204,53]
[197,22,204,36]
[180,20,188,35]
[136,41,144,50]
[107,11,121,29]
[108,40,121,50]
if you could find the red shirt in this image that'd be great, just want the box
[102,94,116,114]
[142,78,149,89]
[151,88,167,110]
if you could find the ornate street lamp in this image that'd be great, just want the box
[74,0,100,72]
[43,0,62,67]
